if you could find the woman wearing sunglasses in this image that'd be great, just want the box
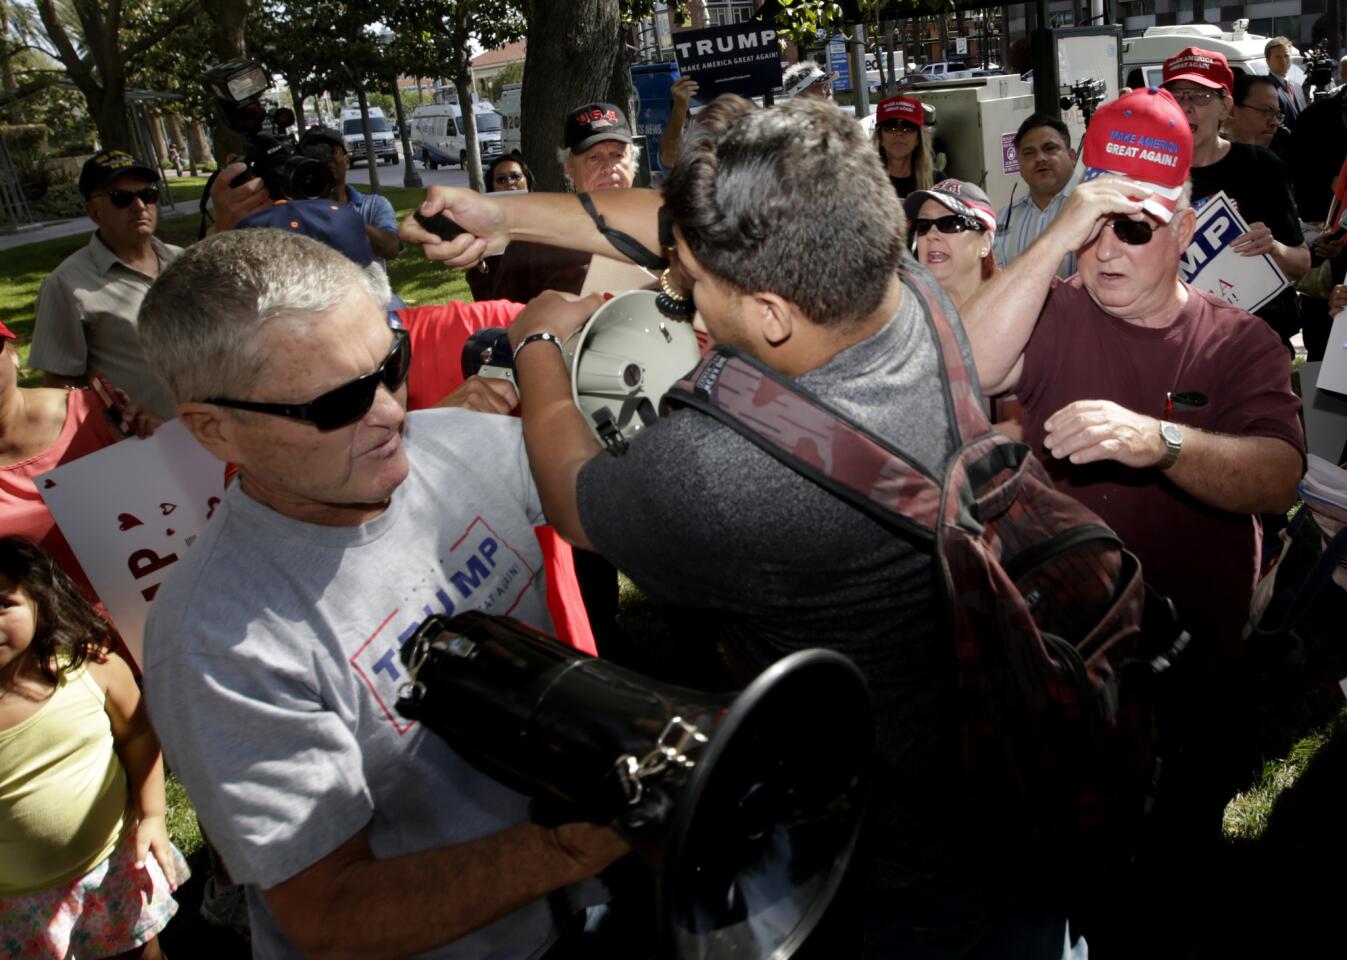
[873,95,944,198]
[903,179,999,309]
[485,154,533,193]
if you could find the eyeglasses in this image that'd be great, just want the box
[493,171,525,185]
[912,214,981,236]
[96,187,159,208]
[207,329,412,430]
[1104,216,1157,246]
[1238,102,1285,121]
[879,119,921,134]
[1168,88,1224,106]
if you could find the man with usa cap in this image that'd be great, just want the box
[963,87,1303,954]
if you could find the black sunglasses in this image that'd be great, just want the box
[1105,217,1157,246]
[98,187,159,208]
[493,171,524,185]
[912,214,981,236]
[207,329,412,430]
[879,119,920,134]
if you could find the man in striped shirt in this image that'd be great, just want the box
[993,114,1078,278]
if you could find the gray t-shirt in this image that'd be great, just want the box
[144,409,565,960]
[576,263,975,894]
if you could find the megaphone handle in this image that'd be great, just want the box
[414,210,468,241]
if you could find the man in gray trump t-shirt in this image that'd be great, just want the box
[137,229,624,959]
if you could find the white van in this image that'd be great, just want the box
[1120,22,1303,90]
[409,102,505,169]
[339,106,399,167]
[499,83,522,156]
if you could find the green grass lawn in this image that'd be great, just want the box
[1,184,470,387]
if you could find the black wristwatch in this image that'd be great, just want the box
[1158,421,1183,470]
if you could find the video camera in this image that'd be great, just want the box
[1060,77,1108,126]
[1304,42,1338,102]
[204,60,332,201]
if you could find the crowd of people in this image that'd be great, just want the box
[0,38,1340,960]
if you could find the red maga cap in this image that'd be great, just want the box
[876,95,924,126]
[0,320,15,341]
[1162,46,1235,93]
[1081,88,1192,222]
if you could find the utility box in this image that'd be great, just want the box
[907,75,1037,215]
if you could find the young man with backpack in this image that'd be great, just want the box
[405,96,1117,958]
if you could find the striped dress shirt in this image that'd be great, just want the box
[993,179,1077,278]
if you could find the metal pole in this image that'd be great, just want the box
[850,24,870,120]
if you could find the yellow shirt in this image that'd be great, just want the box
[0,664,128,895]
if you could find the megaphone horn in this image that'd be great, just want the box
[460,290,702,451]
[395,611,874,960]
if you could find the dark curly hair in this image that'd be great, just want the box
[663,95,905,328]
[0,537,114,683]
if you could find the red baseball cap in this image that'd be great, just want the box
[904,179,998,234]
[1081,88,1192,222]
[1162,46,1234,93]
[877,96,924,126]
[0,320,16,341]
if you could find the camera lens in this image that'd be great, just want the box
[281,156,333,201]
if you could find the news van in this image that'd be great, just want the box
[409,101,505,169]
[499,82,522,156]
[1120,21,1302,90]
[340,106,398,167]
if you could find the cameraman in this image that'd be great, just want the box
[298,127,403,273]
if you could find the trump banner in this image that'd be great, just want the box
[673,19,782,100]
[1179,191,1288,315]
[38,420,227,666]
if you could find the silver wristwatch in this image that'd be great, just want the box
[1157,421,1183,470]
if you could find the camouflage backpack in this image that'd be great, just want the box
[662,268,1177,861]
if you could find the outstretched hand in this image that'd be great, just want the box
[400,187,508,268]
[1043,399,1166,468]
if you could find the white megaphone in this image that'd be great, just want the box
[462,290,701,450]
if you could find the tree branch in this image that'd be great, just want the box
[35,0,92,87]
[124,0,202,66]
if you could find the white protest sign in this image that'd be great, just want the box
[37,419,226,666]
[1320,308,1347,396]
[1178,191,1288,314]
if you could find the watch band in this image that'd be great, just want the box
[1157,421,1182,470]
[514,332,564,359]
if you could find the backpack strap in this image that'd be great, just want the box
[662,345,941,544]
[900,266,995,446]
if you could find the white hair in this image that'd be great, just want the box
[555,140,642,190]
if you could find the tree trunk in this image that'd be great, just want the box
[454,73,483,192]
[286,75,308,131]
[1,0,15,93]
[356,84,381,193]
[188,121,211,174]
[148,112,170,165]
[608,21,634,122]
[521,0,622,193]
[203,0,250,163]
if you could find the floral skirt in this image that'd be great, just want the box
[0,828,189,959]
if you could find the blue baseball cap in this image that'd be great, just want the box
[235,199,376,267]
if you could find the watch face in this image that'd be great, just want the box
[1161,422,1182,446]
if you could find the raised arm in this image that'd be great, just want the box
[962,177,1149,395]
[400,187,664,270]
[503,291,608,550]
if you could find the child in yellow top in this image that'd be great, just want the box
[0,536,187,958]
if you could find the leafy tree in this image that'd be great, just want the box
[27,0,201,150]
[389,0,524,192]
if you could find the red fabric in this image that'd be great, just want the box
[396,301,596,655]
[0,388,119,602]
[397,299,525,410]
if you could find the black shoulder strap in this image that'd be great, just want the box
[577,192,668,270]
